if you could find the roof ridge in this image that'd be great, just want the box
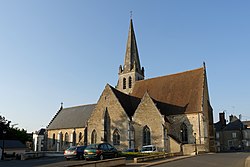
[62,103,96,110]
[135,67,204,84]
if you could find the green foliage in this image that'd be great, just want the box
[0,115,32,144]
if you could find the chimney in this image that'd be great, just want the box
[229,114,233,122]
[219,112,226,127]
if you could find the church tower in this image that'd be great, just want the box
[116,19,144,94]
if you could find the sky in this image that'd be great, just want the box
[0,1,250,133]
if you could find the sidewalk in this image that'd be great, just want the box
[125,155,194,167]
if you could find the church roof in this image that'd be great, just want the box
[131,67,205,114]
[109,85,141,118]
[47,104,96,130]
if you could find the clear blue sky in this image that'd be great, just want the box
[0,1,250,132]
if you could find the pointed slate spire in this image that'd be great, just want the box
[123,19,143,75]
[117,18,144,94]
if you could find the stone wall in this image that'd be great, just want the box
[87,85,130,151]
[133,93,166,151]
[47,127,85,151]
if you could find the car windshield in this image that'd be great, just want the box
[86,144,98,149]
[67,146,77,151]
[141,146,153,151]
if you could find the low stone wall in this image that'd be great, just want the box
[134,152,182,163]
[183,144,206,155]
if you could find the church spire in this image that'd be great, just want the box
[123,19,143,75]
[117,18,145,94]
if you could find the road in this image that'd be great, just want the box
[0,153,249,167]
[0,157,66,167]
[152,153,250,167]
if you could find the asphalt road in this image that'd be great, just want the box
[0,157,66,167]
[151,153,250,167]
[0,153,249,167]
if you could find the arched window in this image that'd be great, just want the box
[65,132,69,146]
[113,129,120,145]
[84,127,88,145]
[143,125,151,146]
[52,133,56,145]
[123,78,126,89]
[59,132,63,148]
[128,123,135,149]
[128,76,132,88]
[79,132,83,142]
[180,123,188,143]
[104,108,110,142]
[91,130,97,144]
[72,131,76,146]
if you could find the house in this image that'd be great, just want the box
[0,140,26,158]
[46,18,215,155]
[214,112,244,152]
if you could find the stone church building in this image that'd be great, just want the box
[46,19,215,154]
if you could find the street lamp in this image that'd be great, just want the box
[2,130,6,160]
[194,132,197,155]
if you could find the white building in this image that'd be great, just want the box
[33,128,45,151]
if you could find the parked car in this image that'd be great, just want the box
[140,145,157,153]
[84,143,119,160]
[64,145,87,160]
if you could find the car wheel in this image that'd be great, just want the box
[99,154,104,160]
[65,158,70,161]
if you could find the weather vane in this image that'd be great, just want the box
[130,11,133,19]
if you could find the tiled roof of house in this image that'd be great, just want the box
[131,67,205,114]
[47,104,96,130]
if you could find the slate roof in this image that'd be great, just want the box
[0,140,26,149]
[215,118,245,131]
[109,85,141,118]
[214,121,226,131]
[131,67,205,114]
[47,104,96,130]
[35,128,45,135]
[223,119,244,131]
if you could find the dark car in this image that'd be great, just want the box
[64,145,87,160]
[84,143,119,160]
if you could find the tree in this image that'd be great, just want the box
[0,115,32,144]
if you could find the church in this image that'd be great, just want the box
[46,18,215,155]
